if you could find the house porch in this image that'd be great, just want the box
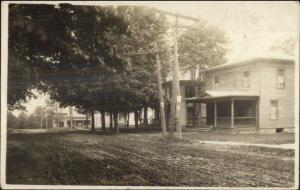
[185,92,259,130]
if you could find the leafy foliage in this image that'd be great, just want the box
[9,4,170,116]
[270,37,296,56]
[178,21,227,80]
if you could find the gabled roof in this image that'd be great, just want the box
[202,57,294,73]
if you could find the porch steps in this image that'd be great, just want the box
[185,127,214,132]
[215,127,258,134]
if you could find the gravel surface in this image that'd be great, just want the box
[6,129,295,187]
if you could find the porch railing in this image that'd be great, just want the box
[234,117,256,125]
[217,116,256,127]
[187,117,207,126]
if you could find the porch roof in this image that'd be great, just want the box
[184,90,259,101]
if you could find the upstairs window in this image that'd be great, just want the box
[213,77,219,90]
[185,86,196,98]
[242,71,250,90]
[277,69,285,89]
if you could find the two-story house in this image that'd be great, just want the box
[184,57,295,133]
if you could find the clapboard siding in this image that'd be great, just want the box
[259,61,295,130]
[205,63,260,94]
[204,58,295,133]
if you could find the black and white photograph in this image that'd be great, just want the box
[1,1,299,189]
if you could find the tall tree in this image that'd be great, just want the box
[91,110,95,131]
[270,37,296,56]
[101,111,106,132]
[8,4,129,109]
[9,4,171,134]
[45,5,169,129]
[178,21,227,80]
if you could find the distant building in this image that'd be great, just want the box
[52,109,155,128]
[52,112,91,128]
[182,57,295,133]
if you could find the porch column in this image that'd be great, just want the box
[214,101,217,128]
[256,98,259,127]
[231,99,234,128]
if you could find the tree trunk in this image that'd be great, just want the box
[153,107,159,127]
[143,106,148,126]
[109,112,113,130]
[101,111,106,132]
[55,103,58,128]
[85,112,89,128]
[190,68,196,81]
[154,42,167,136]
[138,110,143,126]
[166,103,170,128]
[126,113,130,127]
[69,106,73,129]
[40,113,43,129]
[91,111,95,131]
[45,113,48,129]
[113,112,119,133]
[134,111,139,128]
[155,107,159,120]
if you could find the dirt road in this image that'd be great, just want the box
[6,130,295,187]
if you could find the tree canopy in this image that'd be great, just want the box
[9,4,170,115]
[178,21,227,80]
[270,37,296,56]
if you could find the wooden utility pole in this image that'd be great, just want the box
[154,42,167,136]
[169,15,182,138]
[174,15,182,138]
[125,43,168,136]
[153,10,200,139]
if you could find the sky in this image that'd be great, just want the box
[92,1,299,61]
[10,1,299,116]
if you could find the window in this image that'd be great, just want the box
[270,100,279,120]
[276,128,284,133]
[187,103,196,118]
[242,71,250,90]
[277,69,285,89]
[213,77,219,90]
[185,86,196,98]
